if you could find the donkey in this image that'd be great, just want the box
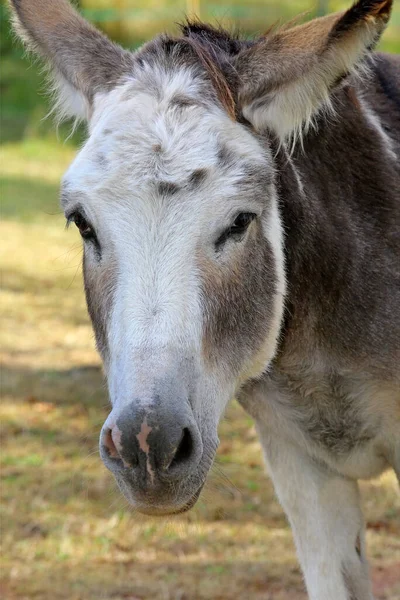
[10,0,399,598]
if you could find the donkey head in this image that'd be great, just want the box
[10,0,392,514]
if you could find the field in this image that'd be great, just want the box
[1,139,400,600]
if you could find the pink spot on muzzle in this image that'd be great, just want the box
[136,418,155,484]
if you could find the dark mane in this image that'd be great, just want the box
[179,21,246,55]
[142,22,249,120]
[178,21,247,119]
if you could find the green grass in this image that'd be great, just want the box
[1,139,400,600]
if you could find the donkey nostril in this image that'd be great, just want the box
[168,428,193,471]
[103,428,120,459]
[102,425,139,469]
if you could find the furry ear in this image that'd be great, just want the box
[235,0,393,141]
[9,0,134,121]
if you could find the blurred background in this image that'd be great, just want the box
[1,2,399,599]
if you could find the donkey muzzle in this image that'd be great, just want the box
[100,397,205,511]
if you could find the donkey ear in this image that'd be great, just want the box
[9,0,134,121]
[235,0,393,141]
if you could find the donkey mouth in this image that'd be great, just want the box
[133,482,205,517]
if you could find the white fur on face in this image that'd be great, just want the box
[62,65,285,415]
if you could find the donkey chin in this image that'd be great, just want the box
[115,472,207,517]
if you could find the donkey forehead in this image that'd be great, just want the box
[62,70,273,213]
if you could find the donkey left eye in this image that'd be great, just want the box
[216,212,256,248]
[230,212,256,234]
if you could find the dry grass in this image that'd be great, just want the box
[1,140,399,600]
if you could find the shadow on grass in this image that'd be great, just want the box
[1,265,84,296]
[1,176,63,222]
[1,559,306,600]
[2,363,105,408]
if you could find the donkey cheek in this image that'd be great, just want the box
[199,240,276,371]
[83,255,117,361]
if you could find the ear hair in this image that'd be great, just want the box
[235,0,393,144]
[9,0,134,123]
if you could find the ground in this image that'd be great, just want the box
[1,140,399,599]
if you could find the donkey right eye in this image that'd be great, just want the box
[71,213,95,240]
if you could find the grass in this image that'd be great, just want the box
[1,139,400,600]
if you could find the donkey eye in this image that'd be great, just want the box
[230,212,256,234]
[216,212,256,248]
[72,213,94,240]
